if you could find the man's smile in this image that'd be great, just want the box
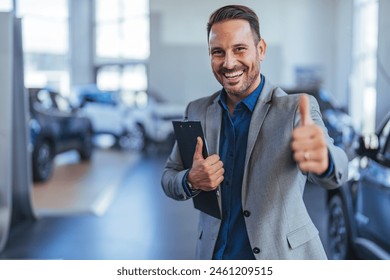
[223,70,244,79]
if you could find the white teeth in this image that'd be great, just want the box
[224,70,243,78]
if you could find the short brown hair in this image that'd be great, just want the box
[207,5,261,43]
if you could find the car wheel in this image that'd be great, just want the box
[79,129,93,161]
[116,125,145,151]
[327,194,354,259]
[32,140,53,182]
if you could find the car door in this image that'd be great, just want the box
[52,92,83,151]
[355,117,390,255]
[34,89,67,152]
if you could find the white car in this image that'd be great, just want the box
[74,85,186,152]
[131,95,186,147]
[75,85,145,150]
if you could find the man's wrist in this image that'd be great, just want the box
[318,149,334,178]
[182,170,200,196]
[187,180,194,190]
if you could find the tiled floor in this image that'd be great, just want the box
[32,149,141,216]
[0,149,329,260]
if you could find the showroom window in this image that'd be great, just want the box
[350,0,378,134]
[16,0,69,94]
[95,0,149,60]
[94,0,149,105]
[0,0,12,11]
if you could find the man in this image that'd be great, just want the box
[161,5,348,260]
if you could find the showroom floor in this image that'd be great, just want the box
[31,149,140,216]
[0,147,329,260]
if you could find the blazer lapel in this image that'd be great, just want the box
[204,94,223,211]
[242,79,275,205]
[204,96,222,155]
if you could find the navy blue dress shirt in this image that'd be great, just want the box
[212,75,265,260]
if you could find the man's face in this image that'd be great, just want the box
[208,19,266,99]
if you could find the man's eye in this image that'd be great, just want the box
[212,50,223,56]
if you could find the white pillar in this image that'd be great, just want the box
[69,0,95,88]
[0,11,13,252]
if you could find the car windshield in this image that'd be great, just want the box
[36,89,53,109]
[54,95,72,113]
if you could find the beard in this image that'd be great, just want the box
[224,66,260,97]
[218,54,261,97]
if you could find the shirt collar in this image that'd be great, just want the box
[219,75,265,113]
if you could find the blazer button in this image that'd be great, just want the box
[243,210,251,217]
[253,247,260,254]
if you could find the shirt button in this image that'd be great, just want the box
[243,210,251,217]
[253,247,260,254]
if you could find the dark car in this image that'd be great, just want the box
[29,87,94,182]
[286,88,356,159]
[327,112,390,260]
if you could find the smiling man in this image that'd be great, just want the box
[161,5,348,260]
[208,16,265,114]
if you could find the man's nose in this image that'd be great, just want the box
[223,52,237,69]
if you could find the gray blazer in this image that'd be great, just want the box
[161,78,348,260]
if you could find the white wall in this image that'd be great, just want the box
[334,0,353,107]
[149,0,353,106]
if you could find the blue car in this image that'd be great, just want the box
[29,87,94,182]
[327,112,390,259]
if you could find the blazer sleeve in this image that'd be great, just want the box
[161,103,193,201]
[293,95,349,189]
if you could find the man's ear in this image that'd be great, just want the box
[258,38,267,61]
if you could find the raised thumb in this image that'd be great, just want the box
[193,137,204,160]
[299,94,313,126]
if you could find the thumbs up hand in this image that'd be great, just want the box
[187,137,224,191]
[292,95,329,175]
[299,93,313,126]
